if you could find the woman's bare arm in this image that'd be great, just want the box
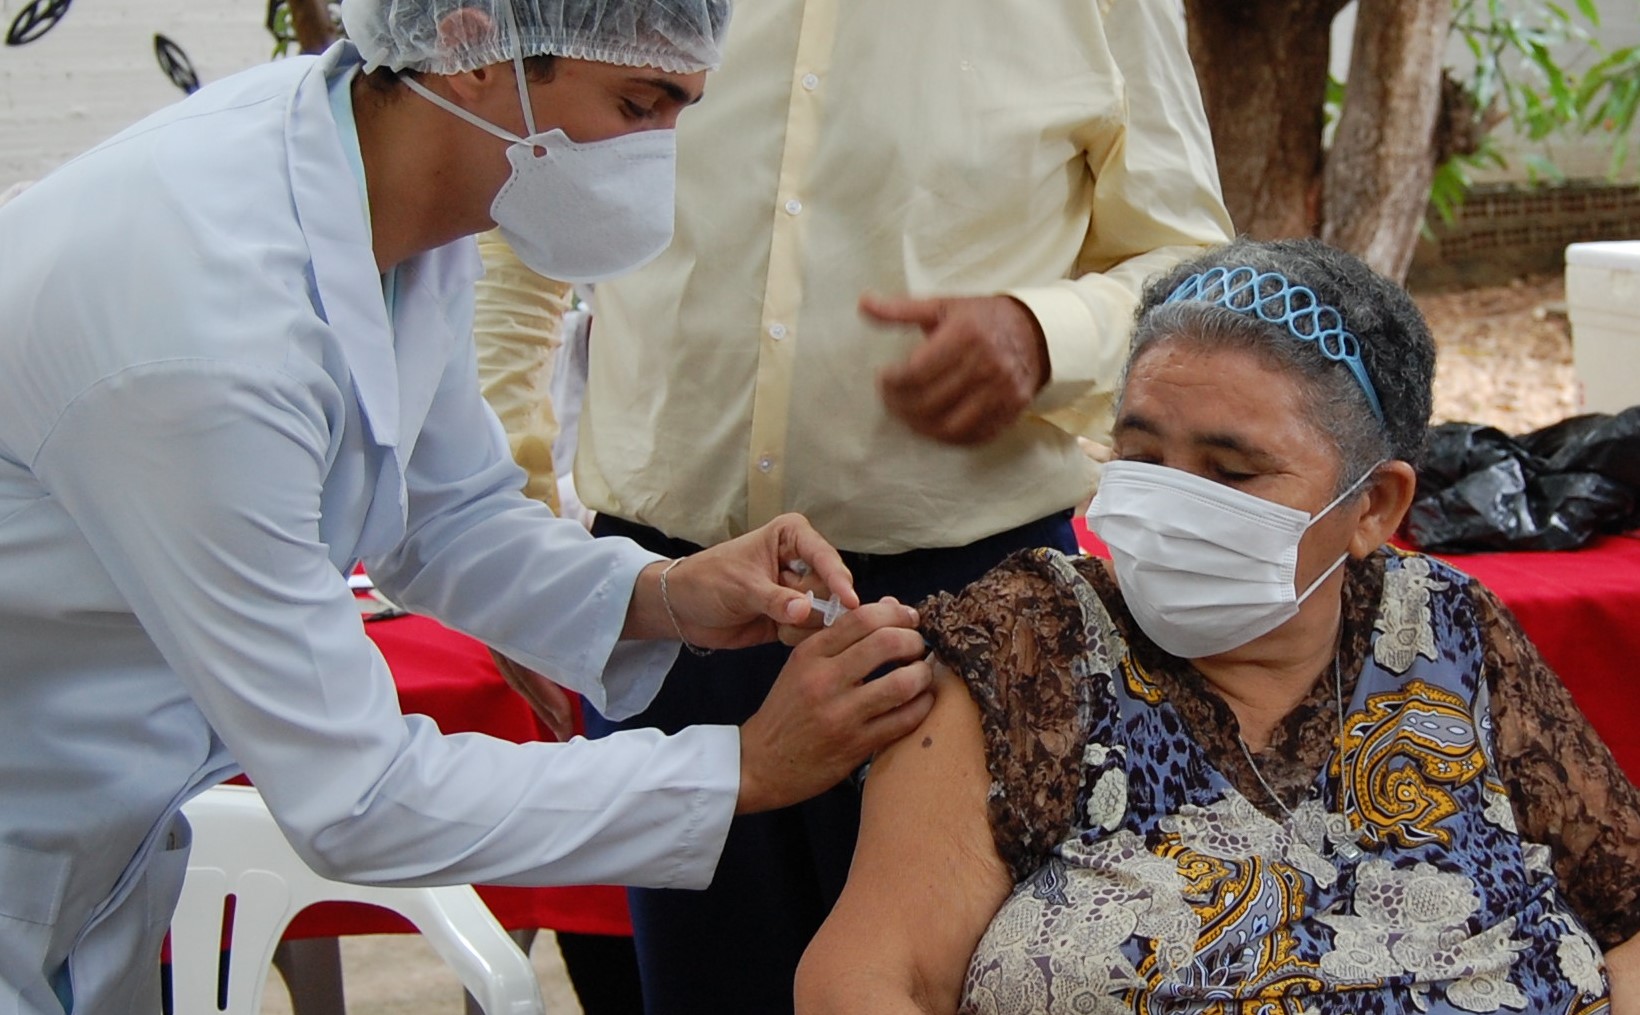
[795,663,1013,1014]
[1610,933,1640,1015]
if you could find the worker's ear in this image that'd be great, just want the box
[437,7,499,103]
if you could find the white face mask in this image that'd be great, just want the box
[1086,460,1378,659]
[402,58,677,283]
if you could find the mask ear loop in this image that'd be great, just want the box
[401,75,526,145]
[1294,460,1387,605]
[1312,460,1386,526]
[399,2,539,147]
[1294,552,1350,605]
[494,0,539,137]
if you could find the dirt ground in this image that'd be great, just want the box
[1417,272,1580,433]
[262,276,1580,1015]
[257,932,586,1014]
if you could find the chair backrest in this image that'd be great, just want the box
[169,784,545,1015]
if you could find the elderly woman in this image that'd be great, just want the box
[795,238,1640,1014]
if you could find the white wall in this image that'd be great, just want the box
[0,1,273,187]
[1330,0,1640,184]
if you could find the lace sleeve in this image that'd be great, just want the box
[917,548,1100,883]
[1479,581,1640,948]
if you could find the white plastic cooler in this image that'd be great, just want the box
[1565,240,1640,414]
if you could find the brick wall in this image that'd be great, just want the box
[1411,181,1640,291]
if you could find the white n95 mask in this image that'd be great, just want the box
[1086,459,1377,659]
[488,125,676,283]
[401,78,677,284]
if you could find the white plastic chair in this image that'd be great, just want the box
[168,784,546,1015]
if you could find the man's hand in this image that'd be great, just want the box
[737,599,935,814]
[624,512,858,650]
[864,293,1049,445]
[488,648,576,742]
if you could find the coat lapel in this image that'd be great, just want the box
[282,44,485,558]
[284,45,408,555]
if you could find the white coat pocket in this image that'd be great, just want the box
[0,840,71,1011]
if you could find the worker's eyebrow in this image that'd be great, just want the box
[630,76,704,106]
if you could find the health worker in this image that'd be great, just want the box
[0,1,936,1010]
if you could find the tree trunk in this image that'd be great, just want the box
[1184,0,1348,239]
[288,0,337,55]
[1320,0,1451,281]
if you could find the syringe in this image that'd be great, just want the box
[806,590,846,627]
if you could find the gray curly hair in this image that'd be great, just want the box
[1125,237,1436,496]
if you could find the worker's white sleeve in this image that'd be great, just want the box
[32,358,736,889]
[365,321,678,722]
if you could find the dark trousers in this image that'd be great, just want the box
[586,511,1079,1015]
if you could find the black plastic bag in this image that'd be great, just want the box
[1403,407,1640,553]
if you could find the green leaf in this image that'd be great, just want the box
[1524,152,1566,183]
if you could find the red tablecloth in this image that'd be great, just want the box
[280,614,632,939]
[1072,519,1640,782]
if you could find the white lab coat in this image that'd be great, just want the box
[0,44,737,1014]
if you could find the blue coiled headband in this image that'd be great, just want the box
[1162,266,1385,424]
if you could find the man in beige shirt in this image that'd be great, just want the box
[479,1,1234,1010]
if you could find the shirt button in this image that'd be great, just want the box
[768,322,788,340]
[757,455,775,474]
[784,198,803,216]
[801,73,820,91]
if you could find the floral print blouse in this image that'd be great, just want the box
[918,546,1640,1015]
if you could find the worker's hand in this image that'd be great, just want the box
[626,512,857,650]
[864,292,1049,446]
[736,598,935,814]
[488,648,576,742]
[770,558,850,647]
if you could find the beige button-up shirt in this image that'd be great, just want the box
[569,0,1233,553]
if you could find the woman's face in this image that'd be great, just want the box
[1109,338,1363,591]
